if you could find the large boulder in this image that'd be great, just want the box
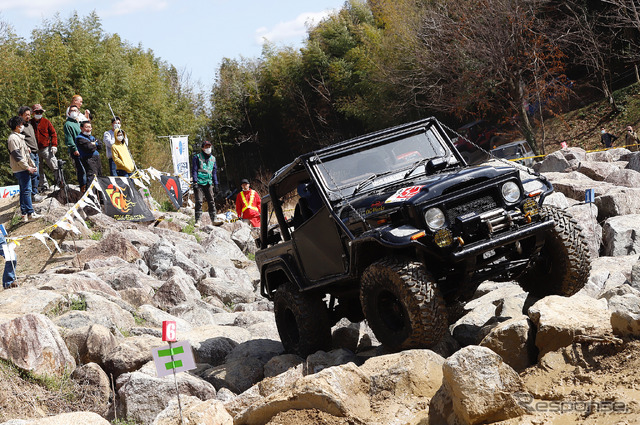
[602,214,640,256]
[604,168,640,188]
[77,231,141,264]
[71,362,111,415]
[63,324,118,366]
[232,362,373,425]
[576,160,619,181]
[534,151,570,173]
[566,203,601,258]
[37,272,118,297]
[116,362,216,425]
[52,291,136,331]
[183,325,252,364]
[197,277,255,306]
[103,335,160,378]
[144,240,206,282]
[20,412,111,424]
[0,314,75,377]
[0,288,63,321]
[479,316,536,371]
[429,345,528,425]
[596,187,640,219]
[528,295,613,358]
[152,267,201,310]
[152,395,233,425]
[608,293,640,337]
[581,254,638,298]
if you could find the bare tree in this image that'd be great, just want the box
[557,1,620,112]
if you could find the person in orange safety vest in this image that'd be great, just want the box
[235,178,261,227]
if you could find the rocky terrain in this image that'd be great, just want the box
[0,146,640,425]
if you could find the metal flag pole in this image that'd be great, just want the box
[168,340,184,425]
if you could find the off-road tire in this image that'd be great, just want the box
[360,257,447,351]
[273,281,332,357]
[517,206,591,297]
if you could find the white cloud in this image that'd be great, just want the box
[99,0,169,18]
[255,9,331,46]
[0,0,75,18]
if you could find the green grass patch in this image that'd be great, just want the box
[90,231,103,241]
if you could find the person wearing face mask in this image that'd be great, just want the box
[191,141,219,226]
[625,125,639,152]
[30,104,59,191]
[18,106,41,201]
[600,127,618,149]
[65,95,90,123]
[75,121,102,192]
[64,105,87,192]
[111,129,135,177]
[103,117,128,176]
[7,116,39,222]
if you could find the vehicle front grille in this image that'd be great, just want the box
[446,195,498,223]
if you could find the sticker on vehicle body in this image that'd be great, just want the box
[385,185,424,203]
[389,225,421,237]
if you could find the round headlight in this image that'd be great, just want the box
[425,207,446,230]
[501,181,521,203]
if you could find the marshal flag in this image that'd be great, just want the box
[160,175,183,209]
[97,177,155,221]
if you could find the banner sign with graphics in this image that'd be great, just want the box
[0,185,20,199]
[170,136,190,194]
[97,177,155,221]
[160,175,183,209]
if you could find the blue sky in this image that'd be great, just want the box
[0,0,346,88]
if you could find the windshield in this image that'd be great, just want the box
[492,142,531,159]
[313,127,452,194]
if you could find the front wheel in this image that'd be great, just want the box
[517,206,591,297]
[273,282,331,357]
[360,257,447,351]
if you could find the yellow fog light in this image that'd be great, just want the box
[523,198,539,216]
[434,228,453,247]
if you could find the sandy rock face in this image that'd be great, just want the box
[152,395,233,425]
[0,313,75,377]
[431,345,528,425]
[528,295,613,358]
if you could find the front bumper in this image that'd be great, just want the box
[450,218,554,261]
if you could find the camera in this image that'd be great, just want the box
[57,159,67,167]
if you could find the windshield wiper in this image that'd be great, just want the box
[353,171,394,195]
[404,158,431,178]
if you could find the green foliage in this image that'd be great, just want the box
[46,294,87,317]
[111,420,142,425]
[246,252,255,261]
[90,231,103,241]
[159,200,176,212]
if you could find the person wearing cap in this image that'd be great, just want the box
[625,125,639,152]
[191,141,219,226]
[18,106,41,199]
[31,104,59,191]
[235,179,261,227]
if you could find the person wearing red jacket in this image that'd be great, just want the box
[31,103,60,190]
[235,179,261,227]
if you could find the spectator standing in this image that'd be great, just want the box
[31,103,59,190]
[600,127,618,148]
[235,178,261,227]
[7,116,39,222]
[75,121,101,190]
[112,129,135,177]
[18,106,40,199]
[103,117,128,176]
[625,125,639,152]
[191,141,219,226]
[63,105,86,191]
[0,230,17,290]
[65,95,90,123]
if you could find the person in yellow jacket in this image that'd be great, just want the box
[111,129,135,177]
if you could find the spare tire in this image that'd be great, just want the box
[517,206,591,297]
[360,257,447,351]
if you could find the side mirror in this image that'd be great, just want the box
[426,157,447,173]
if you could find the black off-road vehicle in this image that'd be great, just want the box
[255,117,590,356]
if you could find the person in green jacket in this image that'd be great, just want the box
[63,105,86,191]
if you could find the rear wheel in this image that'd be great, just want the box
[360,257,447,351]
[273,281,331,357]
[517,206,591,297]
